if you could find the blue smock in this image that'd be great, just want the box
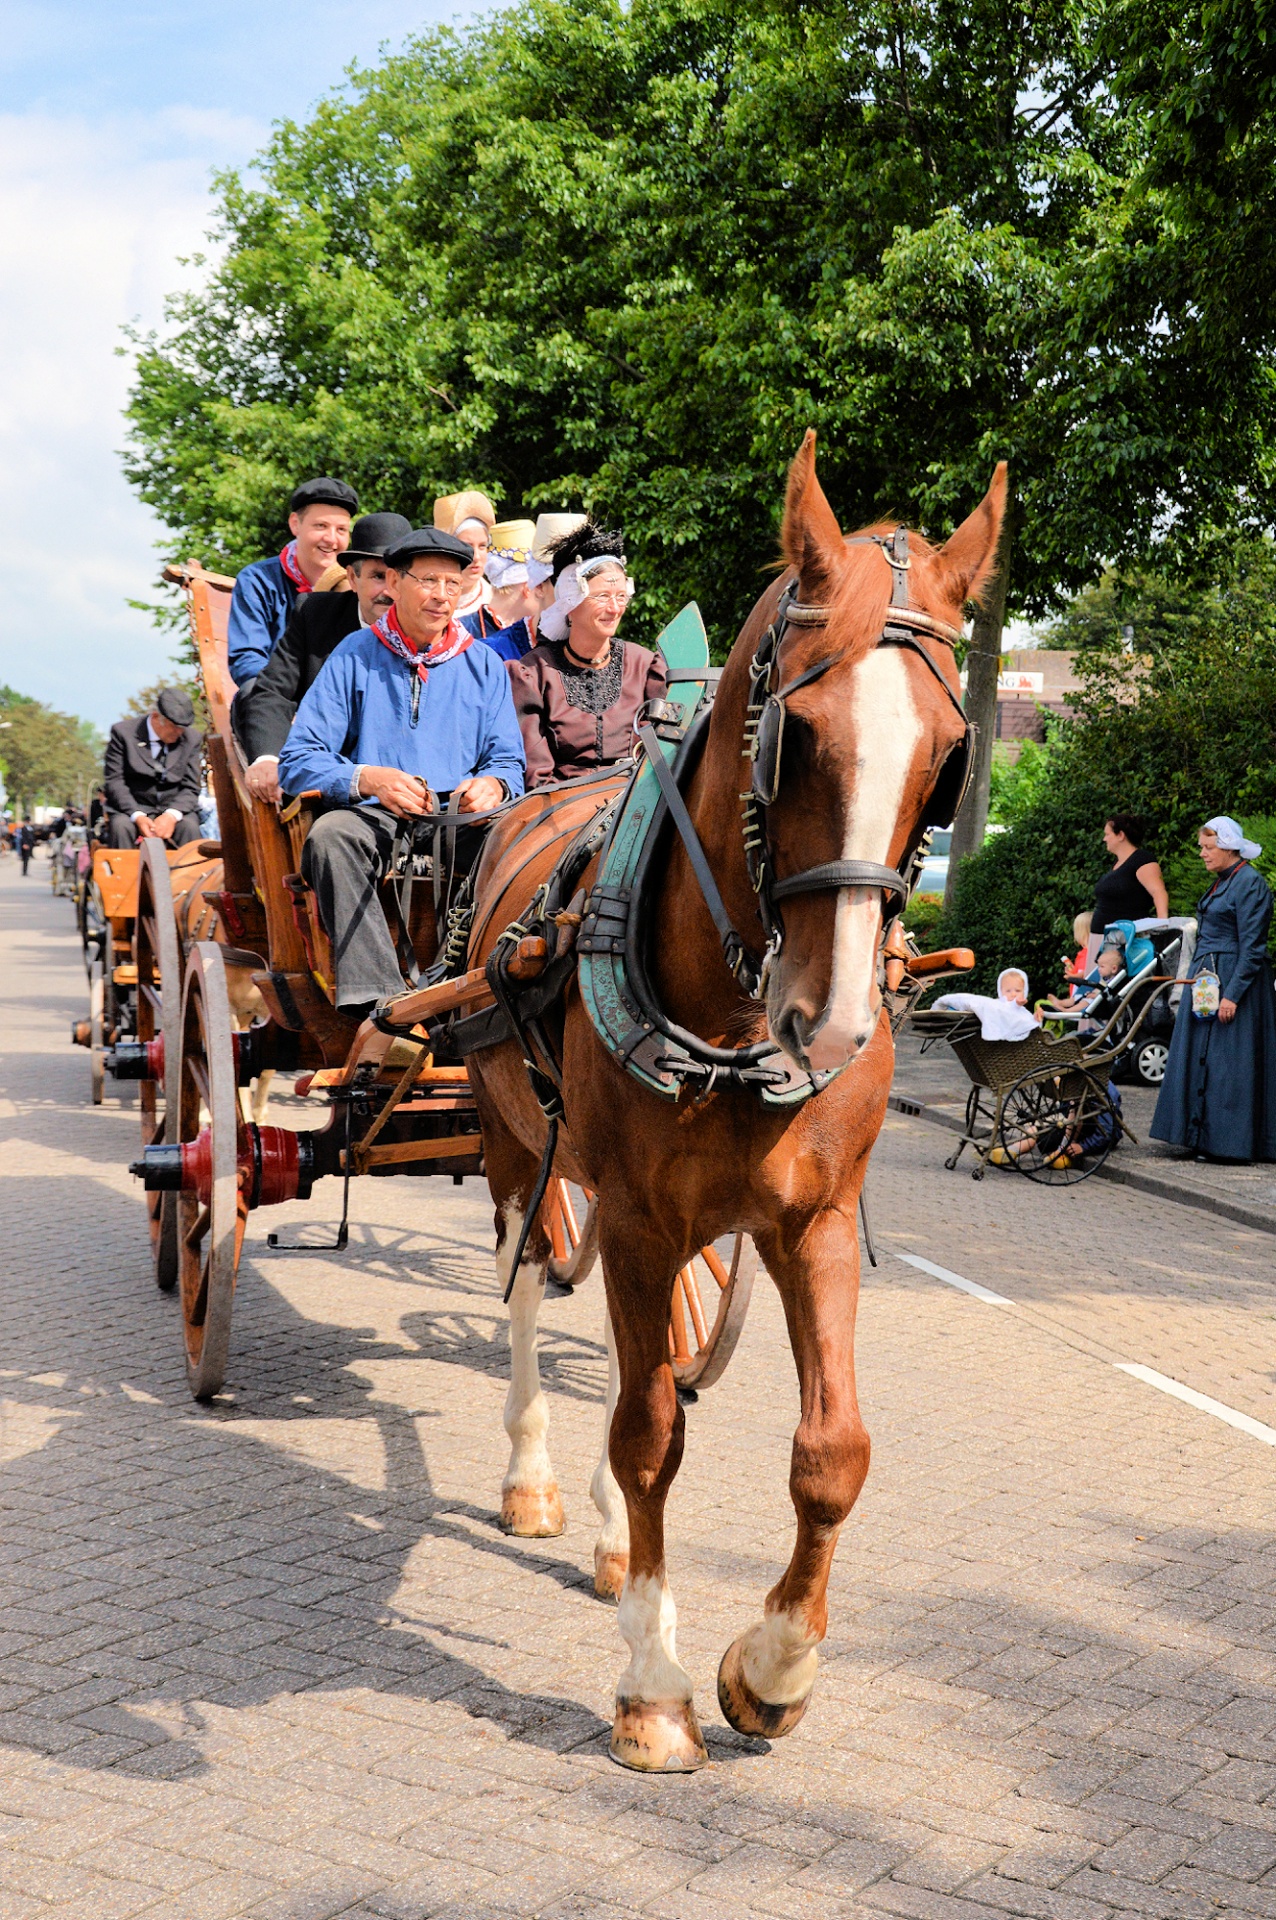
[461,609,533,661]
[227,556,299,684]
[277,629,526,805]
[1151,860,1276,1160]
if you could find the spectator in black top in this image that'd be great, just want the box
[1090,813,1169,960]
[237,512,412,804]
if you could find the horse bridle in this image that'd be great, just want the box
[735,527,973,994]
[634,526,973,1002]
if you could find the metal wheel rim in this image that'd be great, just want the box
[1137,1041,1169,1085]
[1000,1071,1112,1186]
[137,843,181,1289]
[670,1235,758,1389]
[177,942,245,1399]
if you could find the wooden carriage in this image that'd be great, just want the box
[122,564,758,1401]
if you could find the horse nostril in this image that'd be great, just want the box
[776,1006,809,1061]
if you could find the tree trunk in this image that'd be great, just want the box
[944,511,1014,911]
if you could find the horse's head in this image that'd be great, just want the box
[752,431,1006,1074]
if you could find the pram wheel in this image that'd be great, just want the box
[998,1071,1116,1186]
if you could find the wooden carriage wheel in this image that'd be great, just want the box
[669,1235,758,1390]
[88,951,106,1105]
[136,843,180,1290]
[176,942,247,1400]
[544,1180,600,1288]
[543,1183,756,1388]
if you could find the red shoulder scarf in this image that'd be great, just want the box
[371,604,473,683]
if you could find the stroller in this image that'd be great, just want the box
[908,933,1176,1184]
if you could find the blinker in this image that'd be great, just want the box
[750,696,785,806]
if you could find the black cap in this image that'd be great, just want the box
[383,528,474,570]
[155,687,195,728]
[338,512,414,564]
[290,476,358,515]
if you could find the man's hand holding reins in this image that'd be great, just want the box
[355,766,433,817]
[453,775,505,814]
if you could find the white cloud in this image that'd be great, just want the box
[0,108,261,726]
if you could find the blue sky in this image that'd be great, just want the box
[0,1,477,728]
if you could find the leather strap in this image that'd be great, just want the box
[770,859,908,907]
[636,724,760,987]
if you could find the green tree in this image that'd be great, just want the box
[0,690,103,817]
[125,2,1273,625]
[940,537,1276,988]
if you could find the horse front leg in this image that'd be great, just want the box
[484,1116,565,1540]
[603,1222,706,1772]
[718,1207,870,1738]
[590,1303,630,1600]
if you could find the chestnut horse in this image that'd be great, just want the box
[465,434,1006,1769]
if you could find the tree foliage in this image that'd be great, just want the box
[940,539,1276,988]
[0,687,103,817]
[124,0,1276,657]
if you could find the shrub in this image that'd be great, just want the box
[939,539,1276,983]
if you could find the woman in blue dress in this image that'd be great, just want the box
[1152,816,1276,1162]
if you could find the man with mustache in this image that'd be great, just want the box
[238,512,412,804]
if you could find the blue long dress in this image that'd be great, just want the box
[1151,860,1276,1160]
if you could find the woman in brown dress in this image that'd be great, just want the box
[506,522,666,786]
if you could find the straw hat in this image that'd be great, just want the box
[489,519,536,562]
[433,490,496,536]
[531,512,586,560]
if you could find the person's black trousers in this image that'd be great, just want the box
[301,803,485,1010]
[104,811,204,849]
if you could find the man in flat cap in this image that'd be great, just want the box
[102,688,204,849]
[226,476,358,688]
[279,527,525,1016]
[237,511,412,804]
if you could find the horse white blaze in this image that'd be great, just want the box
[497,1203,558,1509]
[616,1570,693,1704]
[807,648,921,1072]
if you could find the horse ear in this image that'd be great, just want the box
[782,429,847,603]
[940,462,1008,606]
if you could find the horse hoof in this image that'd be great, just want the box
[717,1636,812,1739]
[499,1484,565,1537]
[593,1549,628,1602]
[610,1696,708,1772]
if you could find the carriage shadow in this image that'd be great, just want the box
[0,1183,630,1780]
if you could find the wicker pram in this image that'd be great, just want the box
[908,988,1157,1183]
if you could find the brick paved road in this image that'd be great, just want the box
[3,850,1276,1920]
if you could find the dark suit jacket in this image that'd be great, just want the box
[236,592,362,763]
[103,716,203,819]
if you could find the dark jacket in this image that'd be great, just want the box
[103,716,203,820]
[236,591,361,763]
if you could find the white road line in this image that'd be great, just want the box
[894,1253,1013,1306]
[897,1252,1276,1450]
[1114,1363,1276,1448]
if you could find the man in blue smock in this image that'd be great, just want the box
[278,527,526,1016]
[227,476,358,687]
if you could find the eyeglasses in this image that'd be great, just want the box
[404,572,463,596]
[587,591,629,609]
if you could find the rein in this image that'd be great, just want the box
[652,527,972,1000]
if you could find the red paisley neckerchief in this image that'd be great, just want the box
[371,603,472,683]
[278,541,312,592]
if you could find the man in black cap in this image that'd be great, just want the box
[102,688,205,848]
[226,476,358,687]
[277,528,525,1013]
[238,511,412,804]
